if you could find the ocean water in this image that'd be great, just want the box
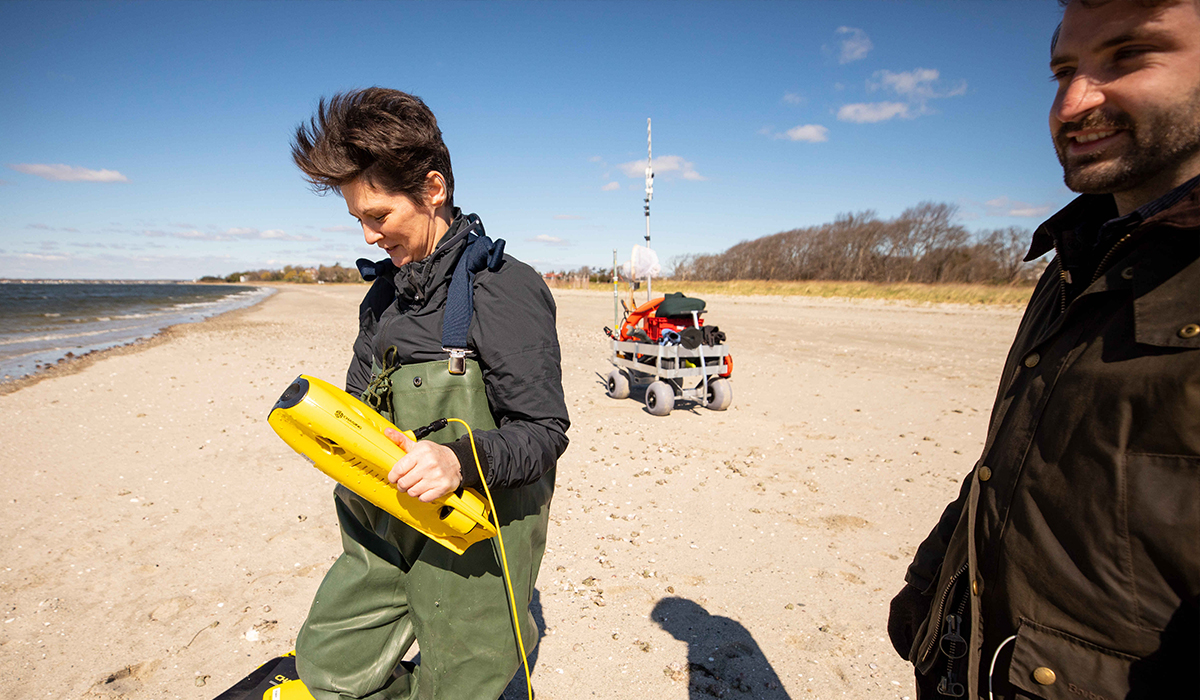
[0,281,276,382]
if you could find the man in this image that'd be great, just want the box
[888,1,1200,698]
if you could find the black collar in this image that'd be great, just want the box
[1026,174,1200,261]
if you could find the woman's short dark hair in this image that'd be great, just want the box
[292,87,454,207]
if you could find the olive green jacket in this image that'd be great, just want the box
[904,185,1200,699]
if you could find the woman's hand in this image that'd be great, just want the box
[384,428,463,502]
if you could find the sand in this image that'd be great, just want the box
[0,284,1023,699]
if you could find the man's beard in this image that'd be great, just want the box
[1054,89,1200,195]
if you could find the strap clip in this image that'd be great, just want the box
[444,347,468,375]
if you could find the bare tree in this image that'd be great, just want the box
[671,202,1035,285]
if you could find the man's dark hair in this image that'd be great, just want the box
[292,87,454,207]
[1056,0,1194,6]
[1051,0,1198,52]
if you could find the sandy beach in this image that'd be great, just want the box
[0,284,1024,699]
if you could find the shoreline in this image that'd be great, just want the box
[0,286,277,397]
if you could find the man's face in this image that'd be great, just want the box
[1050,0,1200,199]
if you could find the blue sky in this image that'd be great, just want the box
[1,0,1069,280]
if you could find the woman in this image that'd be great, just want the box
[290,88,568,700]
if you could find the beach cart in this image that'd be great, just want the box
[603,293,733,416]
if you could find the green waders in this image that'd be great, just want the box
[295,358,553,700]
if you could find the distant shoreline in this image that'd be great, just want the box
[0,278,232,284]
[0,284,275,395]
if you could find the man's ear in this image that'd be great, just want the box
[425,171,448,208]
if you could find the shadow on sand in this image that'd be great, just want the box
[652,596,791,699]
[499,588,546,699]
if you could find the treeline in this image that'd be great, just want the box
[544,267,617,285]
[672,202,1037,285]
[200,264,364,284]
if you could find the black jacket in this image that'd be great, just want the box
[346,212,569,490]
[900,184,1200,699]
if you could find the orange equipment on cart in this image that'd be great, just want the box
[615,297,705,343]
[606,293,731,379]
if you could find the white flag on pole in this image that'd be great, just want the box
[630,244,661,279]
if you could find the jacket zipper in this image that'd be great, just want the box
[1055,249,1068,315]
[937,586,971,697]
[1055,226,1136,313]
[1090,230,1136,285]
[919,563,969,664]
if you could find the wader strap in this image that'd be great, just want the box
[441,213,505,374]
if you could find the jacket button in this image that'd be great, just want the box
[413,376,423,387]
[1179,324,1200,339]
[978,466,992,482]
[1120,267,1134,280]
[1033,667,1057,685]
[972,578,982,596]
[1023,352,1040,368]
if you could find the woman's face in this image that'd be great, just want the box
[342,175,446,266]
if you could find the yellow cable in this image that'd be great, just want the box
[446,418,533,700]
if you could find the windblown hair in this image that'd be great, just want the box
[292,88,454,206]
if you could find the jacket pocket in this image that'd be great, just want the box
[1121,453,1200,627]
[1008,619,1138,700]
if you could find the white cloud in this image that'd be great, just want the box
[835,27,873,64]
[25,223,80,232]
[14,252,70,261]
[984,197,1054,218]
[10,163,129,182]
[530,235,569,246]
[601,181,620,191]
[322,225,357,233]
[839,68,967,124]
[781,124,829,143]
[143,227,318,242]
[620,155,706,181]
[873,68,941,98]
[782,92,803,105]
[837,102,911,123]
[1008,206,1052,218]
[871,68,966,101]
[251,229,318,242]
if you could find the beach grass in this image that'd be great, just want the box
[640,279,1036,305]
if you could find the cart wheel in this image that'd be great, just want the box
[606,369,631,399]
[645,381,675,416]
[705,378,733,411]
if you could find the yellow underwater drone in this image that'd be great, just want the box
[267,374,497,555]
[223,377,531,700]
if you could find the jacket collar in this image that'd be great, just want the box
[382,208,470,306]
[1026,175,1200,262]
